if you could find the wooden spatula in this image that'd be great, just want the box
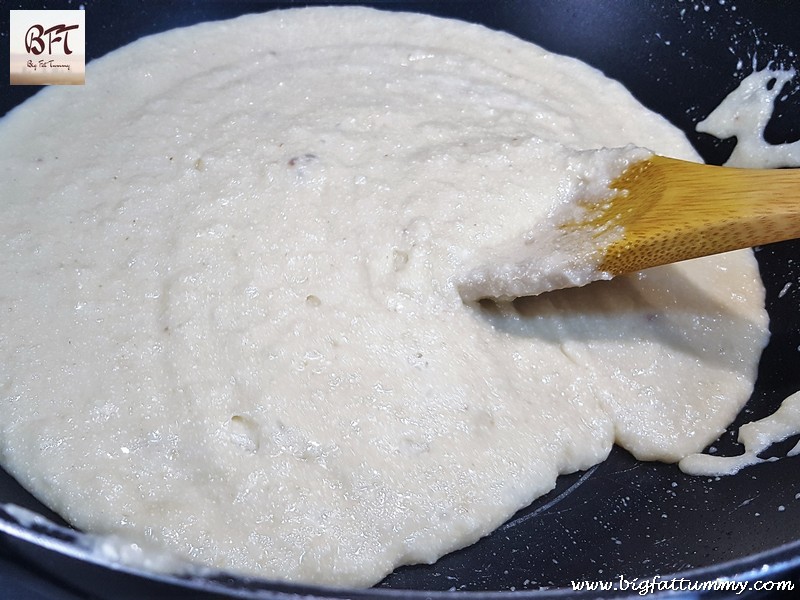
[587,155,800,278]
[460,155,800,301]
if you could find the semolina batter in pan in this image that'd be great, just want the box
[0,7,769,587]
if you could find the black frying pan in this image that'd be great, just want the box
[1,1,799,598]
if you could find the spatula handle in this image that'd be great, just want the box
[598,156,800,275]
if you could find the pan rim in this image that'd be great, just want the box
[2,503,799,599]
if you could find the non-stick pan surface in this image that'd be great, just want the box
[1,1,799,598]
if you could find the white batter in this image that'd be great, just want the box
[697,67,800,168]
[456,145,651,301]
[680,390,800,476]
[0,7,769,587]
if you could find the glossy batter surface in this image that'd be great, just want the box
[0,7,768,587]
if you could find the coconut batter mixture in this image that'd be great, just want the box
[0,7,769,587]
[456,144,651,302]
[697,67,800,168]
